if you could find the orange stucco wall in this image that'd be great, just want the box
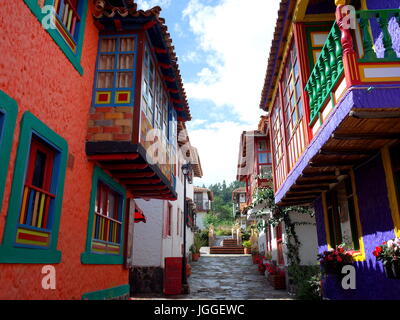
[0,1,128,299]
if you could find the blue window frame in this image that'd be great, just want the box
[93,35,138,107]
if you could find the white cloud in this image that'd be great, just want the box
[188,121,251,186]
[136,0,172,11]
[182,0,280,124]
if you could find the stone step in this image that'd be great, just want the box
[209,246,245,254]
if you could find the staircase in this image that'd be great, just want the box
[210,238,244,254]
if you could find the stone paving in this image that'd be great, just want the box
[133,244,293,300]
[186,254,293,300]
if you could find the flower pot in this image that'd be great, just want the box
[244,248,251,254]
[391,260,400,279]
[268,274,286,290]
[252,254,259,264]
[192,253,200,262]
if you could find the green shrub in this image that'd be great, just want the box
[241,231,250,241]
[242,240,251,248]
[288,265,322,300]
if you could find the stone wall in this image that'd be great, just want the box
[130,267,164,294]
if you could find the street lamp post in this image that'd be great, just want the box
[181,162,192,294]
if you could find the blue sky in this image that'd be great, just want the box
[136,0,280,186]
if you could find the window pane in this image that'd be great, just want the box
[116,72,133,88]
[97,72,114,88]
[99,54,115,70]
[258,153,267,164]
[118,54,134,69]
[100,38,116,52]
[337,181,355,248]
[32,151,47,189]
[119,37,135,52]
[258,140,267,151]
[108,192,115,218]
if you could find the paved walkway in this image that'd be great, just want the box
[187,254,293,300]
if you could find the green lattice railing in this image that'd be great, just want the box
[357,9,400,63]
[305,22,344,125]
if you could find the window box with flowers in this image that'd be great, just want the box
[318,244,354,276]
[373,237,400,279]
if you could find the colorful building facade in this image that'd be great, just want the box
[261,0,400,299]
[0,0,192,299]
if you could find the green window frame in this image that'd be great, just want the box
[0,91,18,212]
[81,166,127,265]
[23,0,88,75]
[0,112,68,264]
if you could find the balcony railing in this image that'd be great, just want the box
[357,9,400,63]
[305,9,400,133]
[305,23,344,126]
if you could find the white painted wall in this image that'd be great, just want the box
[289,211,318,266]
[132,199,164,267]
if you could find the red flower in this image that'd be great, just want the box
[337,256,343,263]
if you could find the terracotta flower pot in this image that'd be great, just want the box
[244,248,251,254]
[192,253,200,262]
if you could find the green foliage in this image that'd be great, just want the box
[215,228,232,236]
[288,265,322,300]
[242,240,251,248]
[241,231,250,241]
[202,180,245,228]
[193,231,208,253]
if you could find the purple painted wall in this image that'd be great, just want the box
[315,156,399,300]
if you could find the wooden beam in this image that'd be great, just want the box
[114,172,156,179]
[296,179,338,185]
[282,197,317,202]
[319,149,375,156]
[300,171,340,178]
[349,110,400,119]
[286,192,321,198]
[309,161,357,168]
[291,186,329,192]
[125,179,162,185]
[88,154,139,161]
[332,133,400,140]
[128,186,168,191]
[103,163,148,171]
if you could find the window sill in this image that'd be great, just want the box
[0,246,61,264]
[81,252,124,265]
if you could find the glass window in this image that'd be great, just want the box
[272,96,284,165]
[16,137,57,249]
[94,35,137,107]
[54,0,82,41]
[326,177,360,250]
[92,181,123,254]
[281,41,304,141]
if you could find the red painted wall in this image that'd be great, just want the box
[0,1,128,299]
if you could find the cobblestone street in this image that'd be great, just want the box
[186,254,292,300]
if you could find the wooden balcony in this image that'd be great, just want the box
[275,8,400,205]
[86,142,177,200]
[306,9,400,137]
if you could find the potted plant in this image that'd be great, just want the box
[266,263,286,289]
[190,245,200,262]
[373,237,400,279]
[317,244,354,276]
[251,247,260,264]
[243,240,251,254]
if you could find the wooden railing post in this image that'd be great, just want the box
[335,1,360,87]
